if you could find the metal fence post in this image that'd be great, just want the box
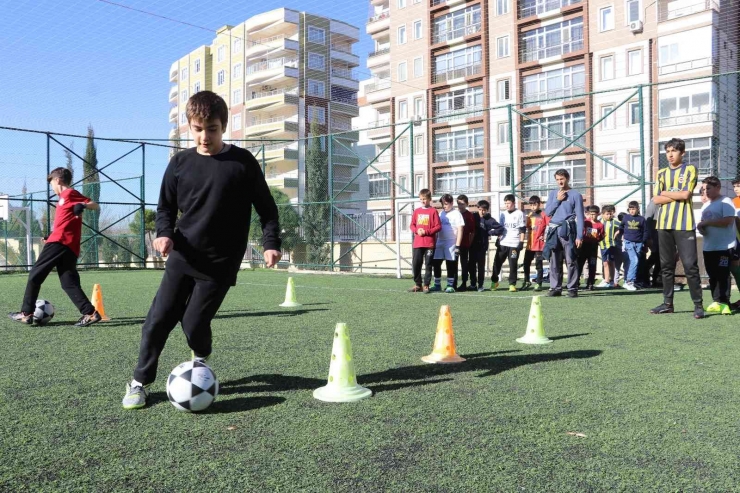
[141,144,146,266]
[328,134,334,270]
[508,104,516,197]
[638,85,647,208]
[46,133,51,235]
[409,121,415,198]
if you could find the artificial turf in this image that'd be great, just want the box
[1,268,739,491]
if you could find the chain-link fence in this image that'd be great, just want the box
[1,72,738,276]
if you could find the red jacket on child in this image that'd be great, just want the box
[525,211,550,252]
[460,209,476,248]
[410,206,441,249]
[583,219,605,244]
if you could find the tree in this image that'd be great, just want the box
[250,187,301,252]
[81,126,101,266]
[129,208,156,257]
[303,121,331,268]
[64,142,74,176]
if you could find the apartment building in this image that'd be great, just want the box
[168,8,361,206]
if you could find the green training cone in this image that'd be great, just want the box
[279,277,302,308]
[313,323,372,403]
[516,296,553,345]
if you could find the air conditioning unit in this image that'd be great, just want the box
[413,116,423,126]
[629,20,643,33]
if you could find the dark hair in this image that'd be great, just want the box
[628,200,640,209]
[664,138,686,153]
[47,167,72,186]
[419,188,432,199]
[477,200,490,210]
[586,205,600,214]
[732,176,740,186]
[529,195,541,204]
[456,194,469,205]
[186,90,229,128]
[601,204,616,213]
[440,194,454,204]
[702,176,721,188]
[503,194,516,203]
[554,168,570,179]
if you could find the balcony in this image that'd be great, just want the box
[367,120,391,140]
[432,23,481,45]
[245,87,299,110]
[368,48,390,69]
[520,39,584,63]
[244,116,299,137]
[245,58,299,83]
[168,106,178,123]
[365,80,391,104]
[168,127,178,140]
[169,61,178,82]
[434,146,484,163]
[522,135,586,152]
[659,111,717,127]
[518,0,581,20]
[433,106,484,124]
[432,63,482,84]
[169,85,178,102]
[522,85,586,107]
[331,49,359,67]
[369,47,390,59]
[659,57,714,76]
[366,11,390,35]
[658,0,719,22]
[266,174,299,190]
[331,67,356,80]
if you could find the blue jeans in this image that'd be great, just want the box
[624,240,643,283]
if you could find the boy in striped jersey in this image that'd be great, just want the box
[597,205,618,288]
[650,138,704,319]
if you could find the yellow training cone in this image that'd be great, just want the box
[279,277,302,308]
[91,284,110,321]
[421,305,465,363]
[313,323,372,402]
[516,296,552,344]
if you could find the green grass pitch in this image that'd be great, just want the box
[1,269,739,491]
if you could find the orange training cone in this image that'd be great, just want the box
[421,305,465,364]
[91,284,110,321]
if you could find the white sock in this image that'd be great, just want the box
[131,379,145,388]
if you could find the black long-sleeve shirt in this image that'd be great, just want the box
[156,145,281,285]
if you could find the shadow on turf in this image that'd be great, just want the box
[549,333,590,341]
[146,391,285,413]
[218,349,602,395]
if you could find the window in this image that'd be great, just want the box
[233,38,242,53]
[497,79,511,101]
[659,137,714,175]
[413,57,423,78]
[600,6,614,31]
[398,0,406,7]
[398,25,407,45]
[499,165,511,187]
[434,86,484,121]
[398,61,408,82]
[217,70,225,86]
[658,27,714,74]
[497,36,510,58]
[399,175,408,193]
[232,89,242,105]
[399,137,409,157]
[523,159,586,193]
[308,79,325,97]
[433,5,482,44]
[399,100,408,120]
[629,153,642,176]
[180,90,188,103]
[601,105,615,130]
[628,49,642,76]
[519,18,584,62]
[521,112,586,152]
[522,64,586,105]
[626,0,640,23]
[415,174,424,191]
[193,82,201,93]
[217,45,225,62]
[232,63,242,79]
[414,97,424,117]
[414,21,422,40]
[433,45,483,83]
[497,122,510,144]
[435,169,485,193]
[628,101,640,125]
[433,128,484,162]
[601,55,615,80]
[369,173,391,198]
[180,112,187,125]
[308,53,325,70]
[308,105,326,124]
[496,0,510,15]
[414,135,424,154]
[180,67,188,81]
[194,59,201,73]
[658,81,714,126]
[602,155,616,179]
[308,27,326,44]
[232,114,242,131]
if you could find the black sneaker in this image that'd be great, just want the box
[521,281,532,291]
[547,290,562,297]
[694,305,705,319]
[650,303,674,314]
[8,312,33,325]
[567,290,578,298]
[74,311,102,327]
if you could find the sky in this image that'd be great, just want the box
[0,0,373,201]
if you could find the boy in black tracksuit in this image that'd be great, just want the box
[122,91,282,410]
[472,200,505,291]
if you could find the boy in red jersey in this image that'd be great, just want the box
[578,205,605,290]
[408,189,441,292]
[8,167,101,326]
[521,195,549,291]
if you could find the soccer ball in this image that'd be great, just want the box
[33,300,55,325]
[166,360,219,412]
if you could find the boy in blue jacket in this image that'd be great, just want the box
[617,200,649,291]
[472,200,505,292]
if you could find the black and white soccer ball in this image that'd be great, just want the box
[166,360,219,412]
[33,300,55,325]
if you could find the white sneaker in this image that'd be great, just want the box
[624,282,637,291]
[596,280,609,288]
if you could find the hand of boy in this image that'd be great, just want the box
[264,249,282,268]
[417,228,426,236]
[153,237,173,257]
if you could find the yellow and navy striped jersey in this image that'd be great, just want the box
[655,163,697,231]
[599,219,619,248]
